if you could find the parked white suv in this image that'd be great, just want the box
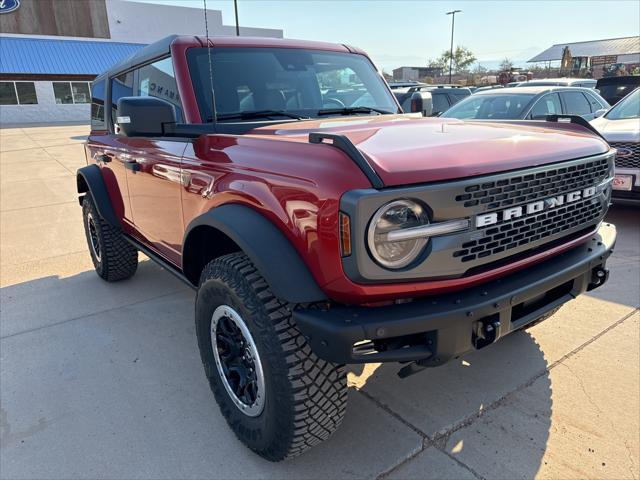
[591,88,640,204]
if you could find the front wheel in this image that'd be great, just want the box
[195,252,347,461]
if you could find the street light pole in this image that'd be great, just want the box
[446,9,461,84]
[234,0,240,36]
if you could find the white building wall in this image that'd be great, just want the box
[0,82,89,125]
[106,0,282,44]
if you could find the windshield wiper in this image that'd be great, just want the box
[214,110,310,121]
[317,106,395,116]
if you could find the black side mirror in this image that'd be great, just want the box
[116,96,176,137]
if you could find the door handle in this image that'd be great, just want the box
[93,152,112,163]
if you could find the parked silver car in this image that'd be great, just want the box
[517,77,597,89]
[441,86,609,121]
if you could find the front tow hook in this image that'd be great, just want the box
[472,316,501,349]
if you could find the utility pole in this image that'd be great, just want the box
[446,10,461,83]
[234,0,240,36]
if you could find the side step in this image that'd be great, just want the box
[124,235,196,290]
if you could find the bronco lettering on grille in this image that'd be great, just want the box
[475,186,597,227]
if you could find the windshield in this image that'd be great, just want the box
[188,47,398,121]
[441,93,535,119]
[605,88,640,120]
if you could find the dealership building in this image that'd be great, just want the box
[528,36,640,78]
[0,0,282,124]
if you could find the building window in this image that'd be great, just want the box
[52,82,91,104]
[0,81,38,105]
[72,82,91,103]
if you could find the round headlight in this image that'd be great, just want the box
[367,199,429,269]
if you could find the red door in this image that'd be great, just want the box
[85,133,134,231]
[116,137,188,265]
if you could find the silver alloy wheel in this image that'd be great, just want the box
[86,212,101,262]
[211,305,266,417]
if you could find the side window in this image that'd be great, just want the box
[449,92,468,105]
[584,91,605,111]
[138,57,183,122]
[529,93,562,118]
[560,91,591,115]
[91,80,106,130]
[110,70,135,128]
[432,93,450,114]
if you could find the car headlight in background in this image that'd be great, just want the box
[367,199,429,269]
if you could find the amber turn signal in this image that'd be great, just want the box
[339,212,352,257]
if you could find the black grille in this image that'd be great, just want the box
[453,197,603,262]
[610,142,640,169]
[454,156,609,210]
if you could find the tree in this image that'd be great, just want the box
[500,57,514,72]
[473,63,488,75]
[435,46,477,75]
[427,57,446,69]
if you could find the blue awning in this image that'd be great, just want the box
[0,37,146,75]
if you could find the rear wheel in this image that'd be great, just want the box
[195,252,347,461]
[82,195,138,281]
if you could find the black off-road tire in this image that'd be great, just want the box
[195,252,347,461]
[82,194,138,281]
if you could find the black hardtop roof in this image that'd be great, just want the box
[596,75,640,86]
[94,35,186,82]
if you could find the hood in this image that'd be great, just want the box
[590,116,640,142]
[249,115,610,186]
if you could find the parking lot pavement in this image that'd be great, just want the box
[1,124,638,479]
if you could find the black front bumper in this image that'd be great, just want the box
[294,222,616,366]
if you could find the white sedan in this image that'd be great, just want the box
[591,88,640,205]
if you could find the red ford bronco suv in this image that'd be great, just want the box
[79,35,616,460]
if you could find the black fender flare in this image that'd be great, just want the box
[76,164,119,227]
[183,204,327,304]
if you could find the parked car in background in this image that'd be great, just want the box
[390,83,471,116]
[517,78,597,89]
[591,88,640,204]
[423,85,472,114]
[441,86,609,120]
[389,82,431,115]
[596,76,640,105]
[473,85,504,93]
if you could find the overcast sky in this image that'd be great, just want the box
[131,0,640,71]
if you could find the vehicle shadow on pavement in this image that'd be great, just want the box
[348,330,553,478]
[0,261,552,479]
